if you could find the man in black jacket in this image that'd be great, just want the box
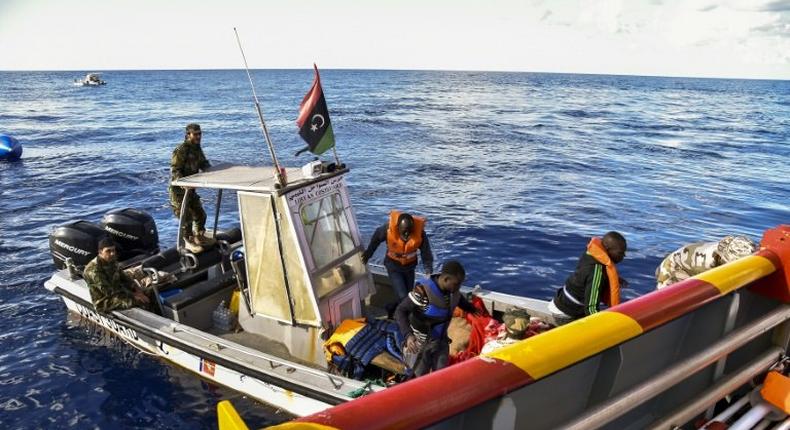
[394,260,477,377]
[549,231,627,324]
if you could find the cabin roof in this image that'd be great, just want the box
[171,163,330,193]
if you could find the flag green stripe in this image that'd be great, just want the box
[313,124,335,155]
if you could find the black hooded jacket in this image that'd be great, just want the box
[553,252,610,318]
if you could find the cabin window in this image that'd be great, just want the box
[300,192,355,270]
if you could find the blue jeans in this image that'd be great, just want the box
[386,267,415,301]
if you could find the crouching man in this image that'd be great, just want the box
[395,260,478,377]
[83,238,150,313]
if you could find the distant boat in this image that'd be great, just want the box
[74,73,106,86]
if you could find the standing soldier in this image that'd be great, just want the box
[84,238,150,313]
[170,123,215,253]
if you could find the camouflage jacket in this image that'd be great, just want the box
[83,257,136,313]
[656,241,720,289]
[170,140,210,184]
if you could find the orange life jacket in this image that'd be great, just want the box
[386,210,426,266]
[586,237,621,306]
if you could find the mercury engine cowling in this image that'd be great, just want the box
[49,221,107,270]
[100,208,159,260]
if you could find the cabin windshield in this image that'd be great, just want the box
[300,192,355,270]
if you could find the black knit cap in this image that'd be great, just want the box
[441,260,465,281]
[98,237,116,250]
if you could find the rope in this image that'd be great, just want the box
[348,378,385,398]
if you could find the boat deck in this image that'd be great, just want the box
[212,329,322,370]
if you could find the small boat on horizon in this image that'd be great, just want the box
[74,73,106,86]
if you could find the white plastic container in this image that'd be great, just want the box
[212,300,236,331]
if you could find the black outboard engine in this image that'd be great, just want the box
[49,221,107,270]
[100,208,159,261]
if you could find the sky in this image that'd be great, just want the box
[0,0,789,79]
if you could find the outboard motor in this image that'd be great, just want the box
[100,208,159,260]
[49,221,107,270]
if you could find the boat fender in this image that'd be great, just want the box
[0,134,22,161]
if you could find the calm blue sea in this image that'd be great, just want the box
[1,70,788,428]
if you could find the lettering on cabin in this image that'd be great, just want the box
[286,176,345,208]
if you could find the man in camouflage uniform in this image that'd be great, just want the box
[655,235,756,289]
[83,238,150,313]
[169,123,214,252]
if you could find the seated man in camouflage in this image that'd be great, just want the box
[655,235,756,289]
[83,238,151,313]
[169,123,215,253]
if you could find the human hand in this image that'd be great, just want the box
[405,335,418,353]
[134,290,150,304]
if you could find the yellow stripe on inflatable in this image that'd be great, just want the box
[485,311,643,379]
[696,255,777,295]
[217,400,250,430]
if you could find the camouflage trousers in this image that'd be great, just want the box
[102,290,155,313]
[95,292,139,313]
[169,186,207,239]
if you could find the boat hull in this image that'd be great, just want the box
[46,276,350,417]
[44,266,554,419]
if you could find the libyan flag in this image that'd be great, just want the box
[296,64,335,156]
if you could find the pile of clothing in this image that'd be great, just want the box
[448,296,553,364]
[324,318,407,380]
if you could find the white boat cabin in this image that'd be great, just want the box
[171,163,372,366]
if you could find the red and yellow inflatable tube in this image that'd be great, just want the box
[269,226,790,430]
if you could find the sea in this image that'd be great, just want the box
[1,69,788,429]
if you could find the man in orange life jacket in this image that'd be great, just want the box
[361,211,434,305]
[549,231,627,324]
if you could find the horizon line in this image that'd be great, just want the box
[1,67,788,82]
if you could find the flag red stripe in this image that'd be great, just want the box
[296,65,322,127]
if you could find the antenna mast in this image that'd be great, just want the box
[233,27,285,186]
